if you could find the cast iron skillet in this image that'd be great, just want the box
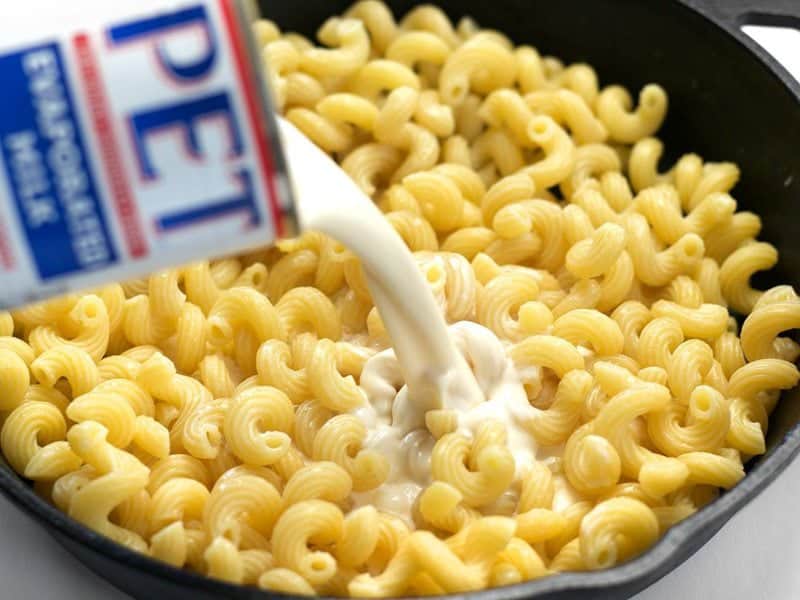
[2,1,800,598]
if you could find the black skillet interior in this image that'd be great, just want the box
[1,1,800,599]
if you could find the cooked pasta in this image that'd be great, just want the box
[1,3,799,598]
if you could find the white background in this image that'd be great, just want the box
[1,24,799,600]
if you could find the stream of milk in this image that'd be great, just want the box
[277,118,568,523]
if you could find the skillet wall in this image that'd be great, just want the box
[259,0,800,453]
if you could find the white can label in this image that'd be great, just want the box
[0,0,293,308]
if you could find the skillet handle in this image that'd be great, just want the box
[687,0,800,29]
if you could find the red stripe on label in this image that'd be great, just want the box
[0,222,15,270]
[218,0,285,237]
[73,33,148,258]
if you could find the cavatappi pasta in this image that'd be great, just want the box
[1,2,799,597]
